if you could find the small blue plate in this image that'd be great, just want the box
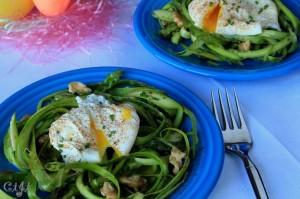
[133,0,300,80]
[0,67,224,199]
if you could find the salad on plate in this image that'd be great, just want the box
[0,70,199,199]
[153,0,300,64]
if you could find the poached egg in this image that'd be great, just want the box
[188,0,281,35]
[49,94,140,163]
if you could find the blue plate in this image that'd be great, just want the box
[133,0,300,80]
[0,67,224,199]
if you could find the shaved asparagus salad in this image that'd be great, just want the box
[153,0,300,64]
[0,70,199,199]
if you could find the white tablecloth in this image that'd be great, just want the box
[1,1,300,198]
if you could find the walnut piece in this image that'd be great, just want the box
[120,175,147,192]
[100,182,117,199]
[68,81,92,95]
[38,134,49,145]
[22,114,31,120]
[169,147,186,175]
[238,40,251,51]
[173,12,183,28]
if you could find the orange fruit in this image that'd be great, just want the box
[33,0,71,17]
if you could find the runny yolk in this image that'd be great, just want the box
[203,3,221,33]
[122,107,132,121]
[90,119,122,159]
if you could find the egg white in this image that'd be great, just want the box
[188,0,281,36]
[49,94,140,163]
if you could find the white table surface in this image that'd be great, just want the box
[1,0,300,198]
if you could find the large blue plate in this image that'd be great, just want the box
[133,0,300,80]
[0,67,224,199]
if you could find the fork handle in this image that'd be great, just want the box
[242,155,269,199]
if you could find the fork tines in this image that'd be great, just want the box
[211,88,245,130]
[211,88,251,144]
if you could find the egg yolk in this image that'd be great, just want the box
[122,107,132,121]
[203,3,221,33]
[90,119,122,159]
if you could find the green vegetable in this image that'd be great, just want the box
[153,10,174,22]
[0,190,16,199]
[1,70,199,199]
[153,0,300,64]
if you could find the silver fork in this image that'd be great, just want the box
[211,89,269,199]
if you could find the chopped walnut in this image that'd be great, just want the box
[238,40,251,51]
[68,81,92,95]
[169,147,186,175]
[100,182,117,199]
[38,134,49,145]
[22,114,31,120]
[120,175,147,192]
[173,12,184,28]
